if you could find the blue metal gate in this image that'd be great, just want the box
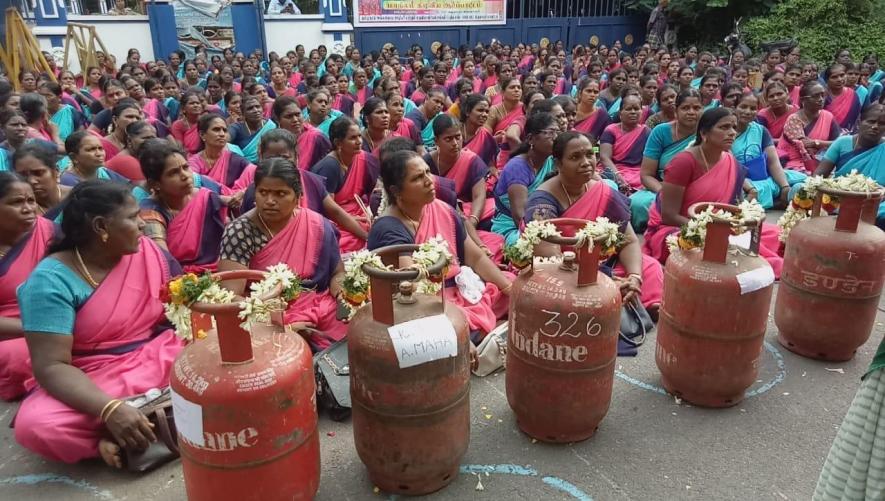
[353,0,644,55]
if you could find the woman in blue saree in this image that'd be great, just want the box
[39,82,80,143]
[732,91,806,209]
[228,95,277,163]
[815,104,885,228]
[491,112,558,247]
[632,88,703,232]
[302,88,342,138]
[405,88,447,149]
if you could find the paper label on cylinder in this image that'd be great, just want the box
[729,231,752,250]
[171,388,204,446]
[387,314,458,368]
[736,266,775,295]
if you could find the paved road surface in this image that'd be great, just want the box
[0,292,883,500]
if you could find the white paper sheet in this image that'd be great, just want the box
[729,231,752,250]
[736,266,775,295]
[387,314,458,369]
[171,388,204,446]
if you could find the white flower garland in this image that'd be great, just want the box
[341,238,453,315]
[777,171,882,243]
[666,200,765,254]
[164,264,303,342]
[504,218,624,266]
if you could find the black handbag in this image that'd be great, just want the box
[313,339,352,422]
[618,298,655,357]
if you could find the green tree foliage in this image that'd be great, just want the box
[743,0,885,63]
[626,0,779,47]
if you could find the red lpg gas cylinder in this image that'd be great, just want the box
[656,203,774,407]
[776,187,885,361]
[348,244,470,496]
[506,218,622,443]
[171,270,319,501]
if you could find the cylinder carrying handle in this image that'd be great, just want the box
[361,244,449,326]
[536,218,605,287]
[811,185,885,233]
[687,202,764,264]
[189,270,282,365]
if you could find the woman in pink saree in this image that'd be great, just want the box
[824,63,862,132]
[15,181,184,467]
[138,140,227,273]
[776,82,841,174]
[368,150,514,343]
[219,158,347,352]
[460,94,498,168]
[188,114,255,194]
[311,117,379,253]
[756,82,797,141]
[425,115,504,261]
[599,95,651,192]
[484,77,526,170]
[573,77,610,141]
[524,132,663,313]
[272,96,332,171]
[169,90,204,155]
[0,174,54,401]
[643,108,783,276]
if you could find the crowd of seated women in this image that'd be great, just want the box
[0,39,882,470]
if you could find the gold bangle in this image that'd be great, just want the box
[501,283,513,293]
[628,273,643,286]
[99,399,121,422]
[102,400,125,423]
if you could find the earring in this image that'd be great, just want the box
[101,233,109,243]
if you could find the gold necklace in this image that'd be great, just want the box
[559,179,585,206]
[699,147,713,172]
[256,211,277,237]
[74,247,100,288]
[399,206,421,234]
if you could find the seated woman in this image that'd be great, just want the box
[105,121,157,182]
[459,94,498,168]
[573,77,610,141]
[0,172,55,400]
[524,132,663,311]
[424,115,504,260]
[98,99,143,163]
[484,77,525,170]
[732,91,806,210]
[776,81,841,174]
[189,113,254,193]
[311,116,379,253]
[138,139,227,273]
[20,94,63,154]
[0,110,30,171]
[597,69,628,120]
[218,158,346,352]
[271,96,331,171]
[360,97,391,156]
[239,130,368,241]
[39,81,81,143]
[13,143,71,221]
[644,84,678,131]
[405,88,447,149]
[384,91,424,155]
[60,131,129,187]
[643,108,783,276]
[228,95,277,163]
[169,90,204,155]
[15,181,184,467]
[823,63,862,132]
[304,88,343,138]
[756,82,797,141]
[814,104,885,228]
[599,94,651,192]
[632,88,703,233]
[491,112,558,247]
[368,150,513,342]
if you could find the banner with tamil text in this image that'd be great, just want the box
[353,0,506,27]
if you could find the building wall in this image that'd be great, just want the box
[263,15,327,55]
[35,15,154,74]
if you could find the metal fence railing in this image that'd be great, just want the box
[508,0,627,19]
